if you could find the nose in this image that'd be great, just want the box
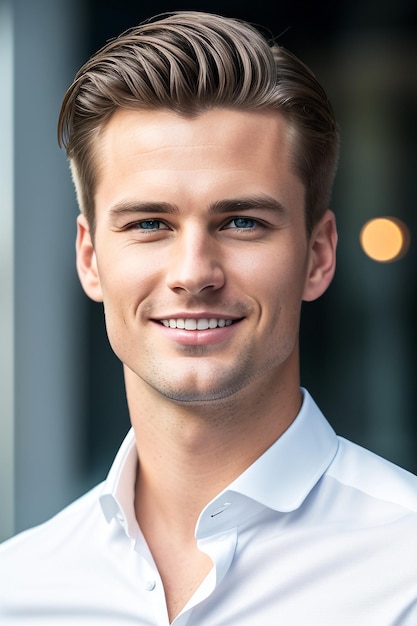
[166,228,225,295]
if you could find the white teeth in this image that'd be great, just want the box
[160,318,234,330]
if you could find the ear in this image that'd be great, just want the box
[303,210,337,302]
[76,214,103,302]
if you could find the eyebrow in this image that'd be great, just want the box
[107,194,288,222]
[108,201,179,222]
[210,195,288,216]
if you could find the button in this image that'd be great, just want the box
[145,580,156,591]
[115,513,126,529]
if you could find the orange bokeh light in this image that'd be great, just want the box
[360,217,410,263]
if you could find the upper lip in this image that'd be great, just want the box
[152,312,241,320]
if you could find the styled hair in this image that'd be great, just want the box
[58,11,339,235]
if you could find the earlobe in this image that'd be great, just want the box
[303,210,337,302]
[76,214,103,302]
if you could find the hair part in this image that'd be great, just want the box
[58,11,339,236]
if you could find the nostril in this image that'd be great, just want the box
[167,271,225,295]
[166,242,226,294]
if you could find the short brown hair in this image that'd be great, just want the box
[58,11,339,235]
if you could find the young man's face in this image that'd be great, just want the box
[77,108,336,404]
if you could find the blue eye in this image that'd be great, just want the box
[137,220,164,230]
[230,217,257,229]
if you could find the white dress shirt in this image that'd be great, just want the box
[1,389,417,625]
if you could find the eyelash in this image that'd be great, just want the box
[129,219,168,231]
[225,217,258,230]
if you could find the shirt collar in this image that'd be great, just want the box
[230,388,338,510]
[99,428,138,539]
[99,389,339,539]
[196,389,339,538]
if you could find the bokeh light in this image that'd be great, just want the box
[360,217,410,263]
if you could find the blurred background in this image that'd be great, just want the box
[1,0,416,541]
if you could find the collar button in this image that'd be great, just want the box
[145,580,156,591]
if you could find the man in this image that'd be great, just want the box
[1,11,416,625]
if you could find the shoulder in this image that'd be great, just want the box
[0,482,137,619]
[327,436,417,513]
[0,482,105,562]
[0,483,113,614]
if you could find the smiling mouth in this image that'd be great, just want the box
[160,318,238,331]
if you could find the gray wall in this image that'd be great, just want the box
[0,0,15,541]
[1,0,88,541]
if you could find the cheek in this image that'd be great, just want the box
[250,259,308,347]
[96,267,143,349]
[97,247,158,303]
[242,246,307,299]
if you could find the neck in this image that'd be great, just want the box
[126,368,302,538]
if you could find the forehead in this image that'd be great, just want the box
[93,107,302,210]
[98,107,291,160]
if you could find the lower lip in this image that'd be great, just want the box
[152,321,241,346]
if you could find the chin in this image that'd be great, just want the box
[144,366,250,404]
[154,382,242,405]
